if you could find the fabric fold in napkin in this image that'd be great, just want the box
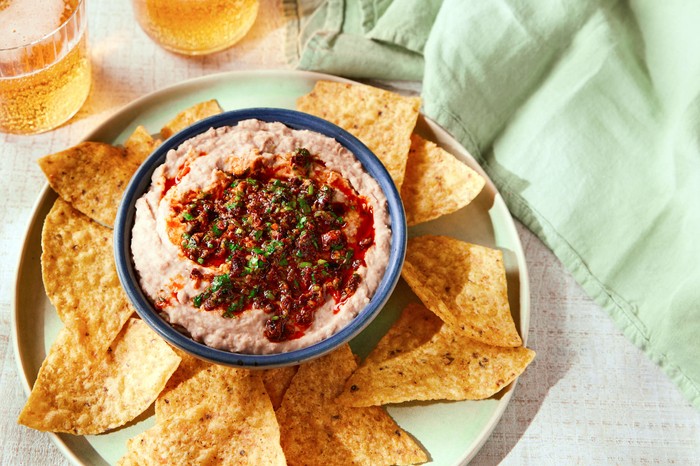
[284,0,700,409]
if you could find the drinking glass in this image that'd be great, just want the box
[131,0,259,56]
[0,0,91,134]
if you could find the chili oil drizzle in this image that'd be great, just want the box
[164,148,375,343]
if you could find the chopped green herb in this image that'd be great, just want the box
[223,299,243,318]
[182,235,197,250]
[248,256,260,269]
[299,197,311,214]
[267,240,283,253]
[329,211,344,224]
[182,212,195,221]
[211,274,231,292]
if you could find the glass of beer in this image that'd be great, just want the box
[0,0,91,135]
[131,0,259,56]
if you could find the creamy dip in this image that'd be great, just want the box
[131,119,391,354]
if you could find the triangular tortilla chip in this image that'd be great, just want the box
[261,366,299,410]
[338,304,535,407]
[124,365,286,465]
[38,141,140,228]
[402,235,523,347]
[297,81,421,189]
[41,198,134,356]
[364,301,443,366]
[401,134,485,226]
[160,99,223,139]
[276,344,427,465]
[18,319,181,434]
[124,125,161,165]
[154,349,209,421]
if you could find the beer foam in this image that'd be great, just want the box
[0,0,67,49]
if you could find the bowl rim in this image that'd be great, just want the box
[113,107,407,368]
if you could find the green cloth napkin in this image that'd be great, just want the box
[284,0,700,409]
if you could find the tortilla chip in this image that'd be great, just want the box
[116,450,149,466]
[124,366,286,465]
[401,134,485,226]
[124,125,161,165]
[18,319,181,434]
[338,304,535,407]
[160,99,223,140]
[276,344,427,465]
[297,81,421,190]
[116,453,141,466]
[41,198,134,356]
[152,351,269,424]
[402,235,522,347]
[154,349,209,421]
[261,366,299,410]
[364,302,443,367]
[38,141,140,228]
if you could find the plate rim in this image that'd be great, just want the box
[12,68,530,466]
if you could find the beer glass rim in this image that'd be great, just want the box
[0,0,85,52]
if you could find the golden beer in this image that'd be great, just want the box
[132,0,259,55]
[0,0,91,134]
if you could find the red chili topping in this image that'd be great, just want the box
[172,148,375,343]
[164,151,207,195]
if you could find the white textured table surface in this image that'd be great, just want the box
[2,1,699,465]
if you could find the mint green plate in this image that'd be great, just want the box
[13,70,529,465]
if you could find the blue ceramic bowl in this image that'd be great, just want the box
[114,108,406,368]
